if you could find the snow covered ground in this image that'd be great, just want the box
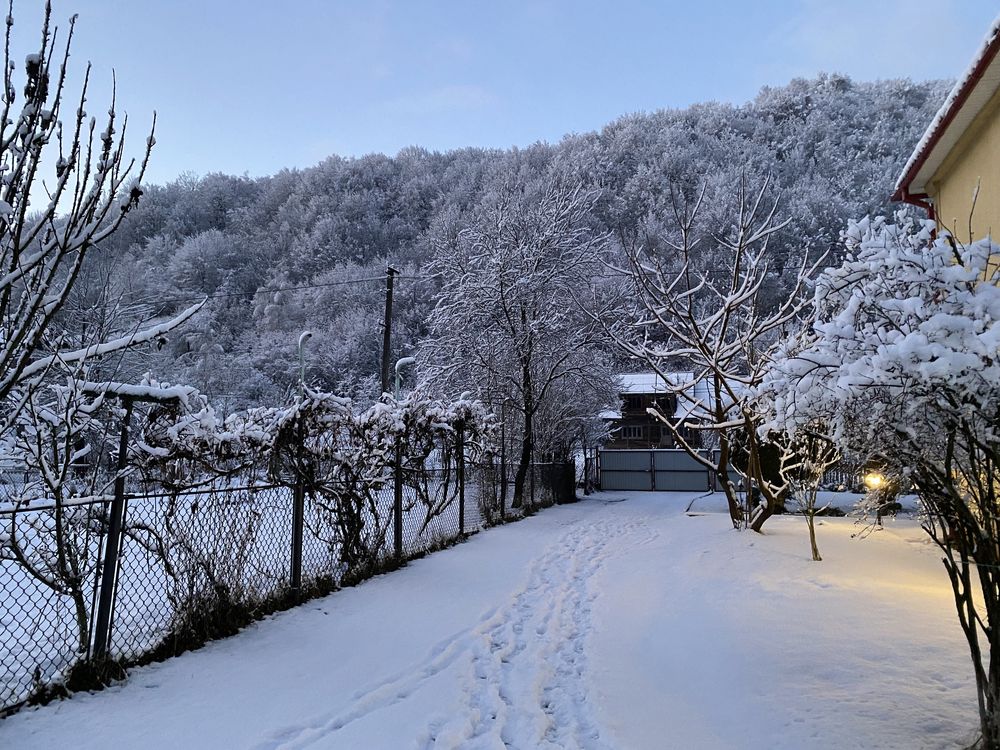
[0,492,978,749]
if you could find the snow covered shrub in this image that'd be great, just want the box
[134,376,264,485]
[375,395,495,535]
[136,386,495,581]
[1,375,141,661]
[762,213,1000,748]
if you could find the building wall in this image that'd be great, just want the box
[930,85,1000,244]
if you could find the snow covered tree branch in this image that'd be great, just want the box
[421,178,615,508]
[597,174,826,530]
[0,2,168,416]
[761,213,1000,748]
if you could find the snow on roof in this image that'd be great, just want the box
[894,14,1000,201]
[617,372,693,394]
[602,372,731,422]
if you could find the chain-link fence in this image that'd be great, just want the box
[0,452,575,715]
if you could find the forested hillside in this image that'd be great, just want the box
[73,74,947,409]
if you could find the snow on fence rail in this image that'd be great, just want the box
[0,459,574,714]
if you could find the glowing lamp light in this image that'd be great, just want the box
[863,471,885,491]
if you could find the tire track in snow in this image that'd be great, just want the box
[251,509,656,750]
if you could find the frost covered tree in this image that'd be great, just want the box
[761,214,1000,748]
[421,179,613,508]
[0,4,199,669]
[70,76,943,407]
[597,176,825,530]
[0,3,199,421]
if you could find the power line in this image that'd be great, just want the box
[143,272,438,309]
[143,275,394,308]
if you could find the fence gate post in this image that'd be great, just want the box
[394,439,403,558]
[457,424,466,536]
[92,397,133,660]
[290,480,305,596]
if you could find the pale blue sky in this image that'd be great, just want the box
[27,1,1000,185]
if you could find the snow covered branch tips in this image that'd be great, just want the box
[598,174,826,532]
[0,3,202,427]
[0,2,202,500]
[761,212,1000,748]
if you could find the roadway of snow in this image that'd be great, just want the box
[0,492,978,749]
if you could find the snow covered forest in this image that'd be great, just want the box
[11,1,1000,746]
[81,75,947,408]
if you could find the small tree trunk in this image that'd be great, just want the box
[750,501,775,533]
[512,357,533,509]
[512,413,532,510]
[716,433,742,529]
[805,512,822,562]
[983,664,1000,750]
[979,563,1000,749]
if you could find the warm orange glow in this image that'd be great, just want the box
[864,472,885,491]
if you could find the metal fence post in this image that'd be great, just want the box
[290,480,304,597]
[499,420,507,519]
[457,424,466,536]
[92,397,133,660]
[394,439,403,558]
[529,450,535,509]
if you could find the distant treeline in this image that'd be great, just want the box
[67,74,946,408]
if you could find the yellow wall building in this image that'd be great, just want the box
[894,20,1000,244]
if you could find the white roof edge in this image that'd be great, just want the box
[617,372,694,394]
[896,14,1000,196]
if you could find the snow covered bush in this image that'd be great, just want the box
[0,376,115,658]
[761,213,1000,748]
[136,386,496,581]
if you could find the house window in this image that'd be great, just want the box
[653,395,674,414]
[624,395,642,411]
[622,425,644,440]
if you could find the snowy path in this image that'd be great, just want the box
[417,515,656,750]
[0,492,981,749]
[255,514,647,750]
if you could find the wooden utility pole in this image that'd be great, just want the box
[380,266,398,395]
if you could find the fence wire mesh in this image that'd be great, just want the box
[0,455,575,714]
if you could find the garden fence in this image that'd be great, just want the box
[0,448,575,715]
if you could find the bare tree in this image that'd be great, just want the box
[422,180,613,508]
[0,3,205,426]
[596,175,825,531]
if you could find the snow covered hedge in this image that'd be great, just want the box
[760,213,1000,748]
[136,383,497,491]
[761,214,1000,453]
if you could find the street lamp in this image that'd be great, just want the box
[297,330,312,396]
[863,470,885,491]
[394,356,416,399]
